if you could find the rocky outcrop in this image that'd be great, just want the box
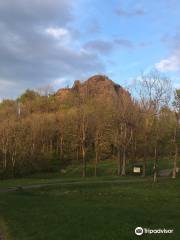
[56,88,71,101]
[56,75,129,104]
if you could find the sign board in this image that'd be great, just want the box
[133,167,141,173]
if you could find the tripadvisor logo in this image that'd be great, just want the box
[135,227,143,236]
[135,227,174,236]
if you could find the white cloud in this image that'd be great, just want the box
[45,27,69,39]
[156,55,180,72]
[0,0,105,98]
[174,83,180,89]
[156,33,180,73]
[0,79,21,99]
[52,77,68,87]
[0,79,16,88]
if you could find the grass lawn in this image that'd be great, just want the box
[0,177,180,240]
[1,156,179,189]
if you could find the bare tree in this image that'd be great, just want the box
[137,69,172,182]
[172,89,180,179]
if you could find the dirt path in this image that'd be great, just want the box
[0,178,151,193]
[0,233,5,240]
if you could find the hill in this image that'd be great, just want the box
[56,75,130,104]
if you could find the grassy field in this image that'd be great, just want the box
[58,157,177,177]
[0,157,177,189]
[0,177,180,240]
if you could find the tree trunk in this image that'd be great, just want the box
[76,147,79,162]
[3,150,7,169]
[94,150,98,177]
[12,154,16,178]
[172,143,178,179]
[82,145,86,177]
[153,146,158,183]
[121,147,126,176]
[117,148,121,176]
[132,138,137,164]
[50,140,53,153]
[142,138,147,177]
[142,151,146,177]
[60,136,63,160]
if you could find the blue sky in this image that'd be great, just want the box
[0,0,180,99]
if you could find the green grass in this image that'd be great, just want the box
[0,174,143,189]
[0,156,179,188]
[0,177,180,240]
[58,157,180,177]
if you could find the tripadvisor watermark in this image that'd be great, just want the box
[135,227,174,236]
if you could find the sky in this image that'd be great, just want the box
[0,0,180,99]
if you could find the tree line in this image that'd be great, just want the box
[0,70,179,180]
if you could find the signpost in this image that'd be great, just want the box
[133,165,143,175]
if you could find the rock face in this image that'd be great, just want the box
[56,75,129,103]
[56,88,71,101]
